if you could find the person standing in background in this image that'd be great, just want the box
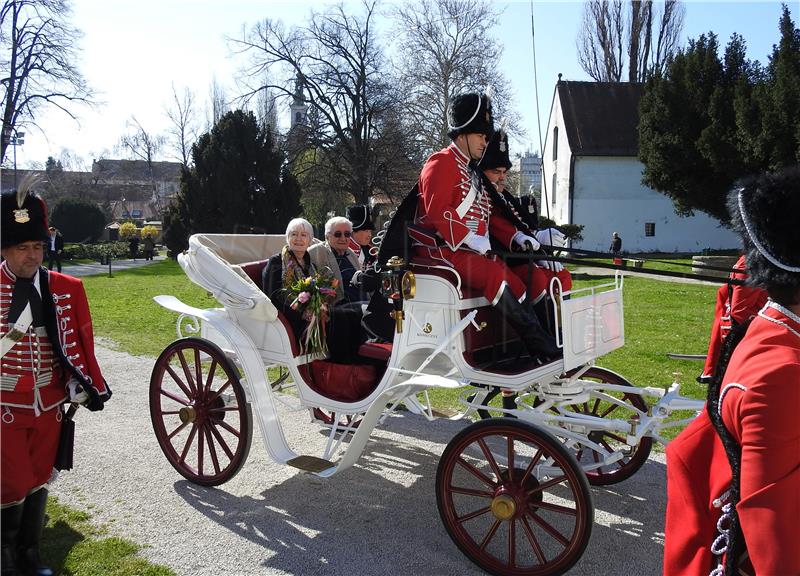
[609,232,622,256]
[46,227,63,273]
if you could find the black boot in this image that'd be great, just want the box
[17,489,53,576]
[530,297,556,338]
[501,391,518,417]
[495,290,560,364]
[2,503,24,576]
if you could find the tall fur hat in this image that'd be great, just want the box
[346,204,374,232]
[447,91,494,139]
[727,166,800,296]
[1,173,49,248]
[478,127,512,171]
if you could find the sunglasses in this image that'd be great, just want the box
[332,231,352,238]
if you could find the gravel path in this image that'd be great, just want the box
[51,344,668,575]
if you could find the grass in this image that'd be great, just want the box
[81,260,216,357]
[43,496,174,576]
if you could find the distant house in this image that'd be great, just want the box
[92,159,181,219]
[542,79,738,253]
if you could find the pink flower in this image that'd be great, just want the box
[297,291,311,304]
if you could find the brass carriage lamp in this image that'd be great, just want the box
[382,256,415,333]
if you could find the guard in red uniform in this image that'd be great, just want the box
[477,128,573,329]
[698,254,767,383]
[664,167,800,576]
[1,178,111,576]
[412,91,558,363]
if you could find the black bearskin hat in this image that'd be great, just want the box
[346,204,374,232]
[478,129,512,171]
[447,92,494,139]
[727,166,800,301]
[1,174,49,249]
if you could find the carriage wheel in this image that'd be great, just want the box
[436,419,593,576]
[150,338,253,486]
[557,367,652,486]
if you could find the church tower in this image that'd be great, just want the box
[290,72,308,129]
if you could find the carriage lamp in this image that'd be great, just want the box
[382,257,415,333]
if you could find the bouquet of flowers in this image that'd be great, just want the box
[287,271,339,356]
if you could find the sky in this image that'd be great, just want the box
[5,0,798,171]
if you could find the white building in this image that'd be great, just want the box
[515,150,542,196]
[541,79,739,253]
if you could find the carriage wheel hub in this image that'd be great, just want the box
[179,406,197,424]
[491,494,516,520]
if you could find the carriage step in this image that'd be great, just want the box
[431,407,459,418]
[287,455,336,473]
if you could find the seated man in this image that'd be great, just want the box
[478,128,572,332]
[346,204,377,270]
[309,216,367,305]
[411,90,559,364]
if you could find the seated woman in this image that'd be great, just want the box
[261,217,363,364]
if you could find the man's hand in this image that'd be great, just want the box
[535,228,566,248]
[536,259,564,273]
[464,233,491,255]
[67,379,89,405]
[512,231,540,252]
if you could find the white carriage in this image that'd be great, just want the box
[150,233,702,576]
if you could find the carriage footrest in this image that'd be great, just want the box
[431,407,459,418]
[287,455,336,473]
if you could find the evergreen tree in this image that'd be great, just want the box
[639,6,799,223]
[162,110,302,253]
[50,197,106,242]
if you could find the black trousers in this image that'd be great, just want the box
[47,251,61,272]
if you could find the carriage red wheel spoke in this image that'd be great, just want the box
[177,349,197,396]
[165,365,193,400]
[150,338,253,487]
[436,419,593,576]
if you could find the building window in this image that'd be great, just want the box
[551,173,557,206]
[552,127,558,161]
[645,222,655,237]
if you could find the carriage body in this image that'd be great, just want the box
[149,232,698,575]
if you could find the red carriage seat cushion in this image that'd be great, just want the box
[358,341,393,362]
[240,259,268,286]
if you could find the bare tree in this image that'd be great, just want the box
[577,0,625,82]
[165,84,198,166]
[231,0,403,205]
[118,116,166,213]
[390,0,518,156]
[1,0,94,162]
[207,76,228,129]
[577,0,684,83]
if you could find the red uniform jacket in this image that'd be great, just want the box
[416,144,517,251]
[665,302,800,575]
[1,263,110,412]
[701,256,767,380]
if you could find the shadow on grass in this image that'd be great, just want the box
[42,518,84,575]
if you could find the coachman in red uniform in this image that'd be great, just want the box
[412,91,559,363]
[664,167,800,575]
[1,177,111,576]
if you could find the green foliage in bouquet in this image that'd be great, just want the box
[286,271,339,356]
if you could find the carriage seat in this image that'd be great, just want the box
[239,259,301,357]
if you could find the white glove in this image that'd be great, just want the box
[68,378,89,405]
[535,228,566,248]
[537,260,564,273]
[512,231,540,252]
[350,270,363,287]
[464,232,491,255]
